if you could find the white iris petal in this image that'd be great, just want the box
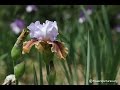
[27,20,58,41]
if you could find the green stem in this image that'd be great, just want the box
[11,29,29,85]
[33,64,38,85]
[46,64,50,75]
[46,60,56,85]
[38,52,43,85]
[16,80,19,85]
[85,30,90,85]
[50,61,56,85]
[13,61,18,85]
[61,60,71,84]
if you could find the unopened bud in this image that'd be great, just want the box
[14,61,25,80]
[11,29,29,61]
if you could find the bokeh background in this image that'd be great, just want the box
[1,5,120,85]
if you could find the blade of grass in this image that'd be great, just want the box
[0,53,8,61]
[33,64,38,85]
[92,27,102,85]
[46,61,56,85]
[81,5,94,30]
[60,60,71,84]
[109,39,120,81]
[96,13,106,79]
[101,5,114,81]
[85,30,90,85]
[101,5,114,56]
[38,52,43,85]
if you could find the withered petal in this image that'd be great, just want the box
[35,42,44,53]
[47,41,68,60]
[22,39,38,54]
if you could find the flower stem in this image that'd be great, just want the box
[38,52,43,85]
[46,60,56,85]
[85,30,90,85]
[46,64,50,75]
[16,80,19,85]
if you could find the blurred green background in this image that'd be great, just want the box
[1,5,120,85]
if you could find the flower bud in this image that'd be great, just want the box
[14,61,25,80]
[11,29,29,61]
[11,46,21,61]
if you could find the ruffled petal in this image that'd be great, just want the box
[22,39,38,54]
[27,20,58,41]
[27,23,34,30]
[47,41,68,60]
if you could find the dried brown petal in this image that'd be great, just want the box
[47,41,68,60]
[35,41,44,53]
[22,39,37,54]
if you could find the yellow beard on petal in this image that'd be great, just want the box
[35,42,44,53]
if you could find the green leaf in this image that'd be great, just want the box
[0,53,8,61]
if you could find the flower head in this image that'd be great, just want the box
[114,24,120,32]
[10,19,25,34]
[26,5,37,13]
[116,13,120,19]
[27,20,59,41]
[22,20,68,60]
[79,5,94,24]
[86,5,94,15]
[2,74,16,85]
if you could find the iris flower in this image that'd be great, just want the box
[114,24,120,32]
[10,19,25,34]
[22,20,68,60]
[26,5,37,13]
[2,74,16,85]
[79,5,94,24]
